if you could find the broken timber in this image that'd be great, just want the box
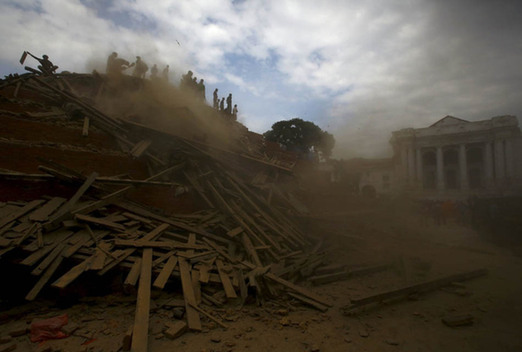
[343,268,488,314]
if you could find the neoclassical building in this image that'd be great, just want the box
[389,115,522,197]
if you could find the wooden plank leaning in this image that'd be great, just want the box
[178,257,202,331]
[131,248,153,352]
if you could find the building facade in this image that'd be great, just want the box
[389,115,522,198]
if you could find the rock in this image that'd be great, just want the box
[344,337,352,343]
[442,314,474,327]
[172,308,185,320]
[385,339,400,346]
[62,322,80,335]
[359,329,369,338]
[210,334,221,343]
[164,321,187,340]
[279,317,290,326]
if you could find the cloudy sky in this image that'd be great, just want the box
[1,0,521,158]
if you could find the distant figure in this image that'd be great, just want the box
[181,70,193,88]
[198,79,205,100]
[132,56,148,79]
[213,88,219,108]
[232,104,238,120]
[150,64,158,79]
[226,93,232,114]
[220,97,225,111]
[162,65,169,81]
[106,52,117,73]
[26,53,58,75]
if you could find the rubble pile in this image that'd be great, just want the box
[0,71,335,350]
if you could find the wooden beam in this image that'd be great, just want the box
[216,259,237,299]
[152,255,178,289]
[344,268,488,313]
[131,248,153,352]
[178,258,201,331]
[264,272,332,307]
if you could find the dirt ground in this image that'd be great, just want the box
[1,195,522,352]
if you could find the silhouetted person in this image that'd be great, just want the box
[226,93,232,114]
[198,79,205,100]
[162,65,169,81]
[213,88,219,108]
[150,64,158,79]
[220,97,225,111]
[232,104,238,120]
[132,56,148,79]
[181,70,193,88]
[106,52,117,73]
[27,53,58,75]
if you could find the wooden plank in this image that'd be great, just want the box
[44,172,98,230]
[152,250,175,267]
[0,200,44,228]
[264,272,332,307]
[52,257,93,289]
[197,263,211,283]
[188,303,228,329]
[178,258,201,331]
[345,269,488,312]
[226,226,244,237]
[242,233,262,267]
[25,256,63,301]
[191,270,202,304]
[113,239,206,250]
[82,116,90,137]
[98,223,169,275]
[75,214,125,231]
[287,292,329,312]
[29,197,66,222]
[237,269,248,304]
[90,242,111,270]
[31,243,66,276]
[115,202,230,245]
[124,257,142,287]
[216,259,237,299]
[130,139,152,158]
[131,248,153,352]
[152,255,178,289]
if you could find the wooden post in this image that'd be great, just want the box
[131,248,153,352]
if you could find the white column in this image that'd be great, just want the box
[494,140,505,182]
[484,142,493,186]
[408,147,415,182]
[459,144,468,190]
[436,146,444,191]
[505,139,514,179]
[401,146,408,183]
[416,148,423,186]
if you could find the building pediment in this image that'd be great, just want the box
[429,115,469,128]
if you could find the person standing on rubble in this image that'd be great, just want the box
[213,88,219,109]
[27,53,58,75]
[150,64,158,80]
[226,93,232,114]
[132,56,148,79]
[220,97,225,111]
[106,52,117,74]
[198,79,206,101]
[162,65,169,82]
[232,104,238,120]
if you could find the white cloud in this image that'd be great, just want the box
[1,0,521,159]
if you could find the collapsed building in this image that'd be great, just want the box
[0,69,338,349]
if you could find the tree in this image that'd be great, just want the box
[263,118,335,160]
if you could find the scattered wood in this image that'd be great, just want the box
[343,268,488,314]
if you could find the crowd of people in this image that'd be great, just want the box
[105,53,239,120]
[105,52,169,83]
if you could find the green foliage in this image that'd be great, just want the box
[263,118,335,159]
